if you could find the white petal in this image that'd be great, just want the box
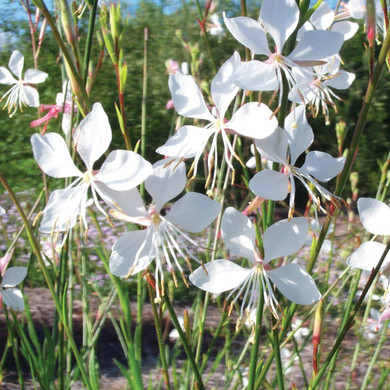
[233,61,278,91]
[39,186,88,233]
[0,67,17,85]
[168,73,214,121]
[2,288,24,311]
[165,192,221,233]
[95,150,152,191]
[332,21,359,41]
[31,133,82,178]
[253,126,288,163]
[284,105,313,165]
[0,206,5,215]
[223,14,271,56]
[24,69,48,84]
[145,160,186,212]
[74,103,112,170]
[267,263,321,304]
[189,259,252,294]
[221,207,256,262]
[299,151,345,182]
[324,70,355,90]
[8,50,24,79]
[23,85,40,107]
[289,30,344,61]
[211,52,240,118]
[260,0,299,52]
[156,125,214,159]
[357,198,390,236]
[347,241,390,271]
[310,2,333,30]
[110,229,154,277]
[263,217,308,263]
[96,185,148,218]
[228,102,278,140]
[249,170,289,201]
[2,267,27,288]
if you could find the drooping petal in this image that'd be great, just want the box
[284,105,313,166]
[357,198,390,236]
[0,67,17,85]
[24,69,48,84]
[260,0,299,52]
[263,217,308,264]
[2,267,27,288]
[249,170,289,201]
[23,86,40,107]
[347,241,390,271]
[2,288,24,311]
[233,61,278,92]
[221,207,256,263]
[189,259,252,294]
[267,263,321,304]
[211,51,240,118]
[168,73,214,121]
[253,126,288,163]
[73,103,112,170]
[165,192,221,233]
[94,150,152,191]
[223,14,271,56]
[145,160,186,212]
[228,102,278,140]
[31,133,82,178]
[110,229,154,277]
[324,70,355,90]
[39,186,88,233]
[8,50,24,79]
[299,151,345,182]
[156,125,214,159]
[289,30,344,61]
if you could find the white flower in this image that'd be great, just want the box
[223,0,344,105]
[249,106,345,217]
[347,198,390,271]
[31,103,153,233]
[288,56,355,122]
[109,160,221,302]
[157,52,278,188]
[0,50,48,117]
[0,254,27,311]
[190,207,320,318]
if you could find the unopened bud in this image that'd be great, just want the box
[313,299,324,376]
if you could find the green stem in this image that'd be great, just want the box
[140,27,148,198]
[164,294,205,390]
[147,282,171,390]
[247,279,265,390]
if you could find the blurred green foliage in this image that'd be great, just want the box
[0,0,389,200]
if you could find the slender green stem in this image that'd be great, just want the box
[247,279,265,390]
[82,0,99,85]
[140,27,148,198]
[164,294,205,390]
[272,316,285,390]
[147,282,171,390]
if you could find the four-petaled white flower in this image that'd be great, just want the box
[0,50,48,117]
[190,207,321,319]
[0,254,27,311]
[223,0,344,106]
[249,106,345,217]
[109,160,221,302]
[157,51,278,188]
[31,102,153,233]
